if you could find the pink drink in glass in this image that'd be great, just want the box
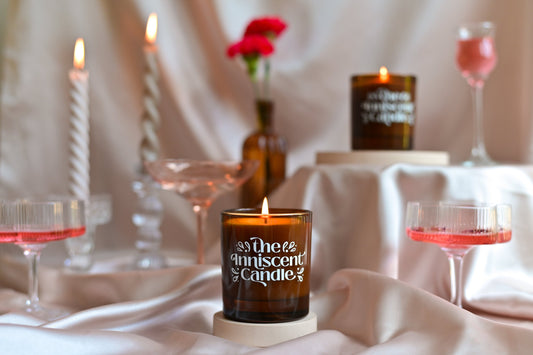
[0,228,85,244]
[456,37,497,85]
[405,201,511,308]
[15,227,86,244]
[497,228,512,243]
[406,226,511,249]
[0,231,19,243]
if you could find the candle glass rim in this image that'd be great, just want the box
[351,74,417,82]
[222,208,312,217]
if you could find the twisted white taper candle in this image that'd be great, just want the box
[140,45,160,164]
[68,68,90,200]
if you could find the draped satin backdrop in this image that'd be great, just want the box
[0,0,533,262]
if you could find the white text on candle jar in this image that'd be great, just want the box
[230,236,306,287]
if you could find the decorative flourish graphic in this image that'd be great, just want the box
[283,241,296,253]
[297,268,305,282]
[231,267,240,282]
[236,241,251,252]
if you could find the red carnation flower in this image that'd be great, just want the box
[244,16,287,39]
[226,16,288,99]
[226,35,274,58]
[226,42,242,57]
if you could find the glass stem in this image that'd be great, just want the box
[22,245,45,312]
[193,205,208,264]
[446,252,465,308]
[470,84,486,160]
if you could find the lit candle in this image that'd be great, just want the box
[140,13,160,167]
[351,66,416,150]
[68,38,90,201]
[221,198,312,323]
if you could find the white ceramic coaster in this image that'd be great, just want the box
[213,311,317,347]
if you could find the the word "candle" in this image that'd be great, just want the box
[221,198,312,323]
[68,38,90,200]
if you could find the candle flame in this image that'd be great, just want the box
[379,66,389,82]
[145,13,158,44]
[261,197,269,215]
[73,38,85,69]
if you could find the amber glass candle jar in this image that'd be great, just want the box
[351,68,416,150]
[221,207,312,323]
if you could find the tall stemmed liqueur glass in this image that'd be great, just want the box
[144,159,259,264]
[455,22,498,166]
[405,201,511,308]
[0,198,85,320]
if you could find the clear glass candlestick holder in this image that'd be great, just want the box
[132,172,166,269]
[64,194,112,271]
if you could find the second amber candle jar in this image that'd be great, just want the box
[351,68,416,150]
[221,207,312,323]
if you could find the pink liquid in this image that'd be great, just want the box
[0,227,86,244]
[0,231,19,243]
[497,229,512,243]
[456,37,497,79]
[407,227,510,249]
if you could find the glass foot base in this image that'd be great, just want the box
[25,304,70,321]
[133,252,167,270]
[64,254,93,272]
[461,154,496,167]
[5,298,71,322]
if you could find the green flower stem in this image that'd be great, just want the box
[264,58,271,99]
[245,55,261,98]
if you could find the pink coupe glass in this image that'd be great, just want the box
[406,201,511,308]
[0,198,86,320]
[145,159,258,264]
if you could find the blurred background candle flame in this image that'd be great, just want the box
[73,38,85,69]
[379,66,389,82]
[145,13,158,44]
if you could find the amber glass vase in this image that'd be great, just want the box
[241,99,287,207]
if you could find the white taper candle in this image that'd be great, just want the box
[140,13,160,166]
[68,38,90,201]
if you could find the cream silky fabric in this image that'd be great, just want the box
[1,266,533,354]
